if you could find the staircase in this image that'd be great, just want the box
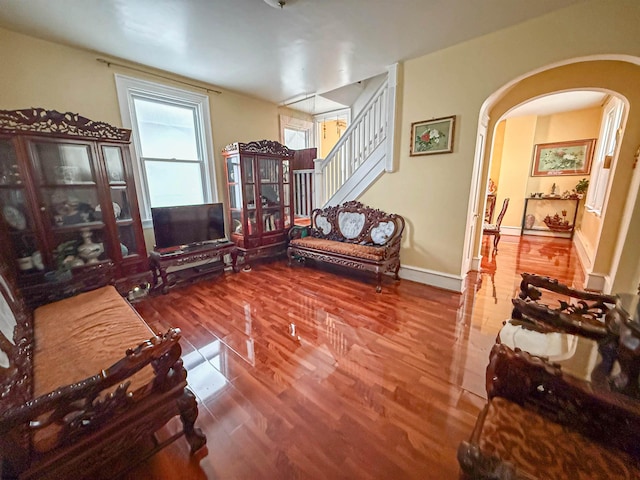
[311,65,399,209]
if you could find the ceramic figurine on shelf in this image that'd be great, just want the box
[550,183,557,196]
[78,228,103,264]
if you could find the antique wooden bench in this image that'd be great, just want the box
[287,201,405,292]
[458,274,640,479]
[0,257,206,479]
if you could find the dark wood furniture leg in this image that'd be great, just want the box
[178,388,207,454]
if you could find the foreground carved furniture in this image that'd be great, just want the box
[0,259,206,479]
[458,273,640,479]
[287,201,405,292]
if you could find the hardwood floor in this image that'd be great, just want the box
[126,234,584,479]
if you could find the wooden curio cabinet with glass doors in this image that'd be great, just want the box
[222,140,295,264]
[0,108,150,303]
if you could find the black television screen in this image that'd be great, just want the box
[151,203,226,250]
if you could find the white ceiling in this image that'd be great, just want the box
[506,91,608,119]
[0,0,588,114]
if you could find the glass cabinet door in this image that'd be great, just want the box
[102,146,138,259]
[29,140,110,269]
[0,138,41,273]
[227,154,259,238]
[259,157,282,233]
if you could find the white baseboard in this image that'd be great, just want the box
[500,226,521,236]
[584,272,609,292]
[572,229,593,273]
[399,264,464,292]
[470,256,482,271]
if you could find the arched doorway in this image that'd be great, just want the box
[467,58,640,293]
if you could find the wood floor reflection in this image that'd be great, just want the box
[127,235,583,479]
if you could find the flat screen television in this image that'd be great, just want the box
[151,203,226,250]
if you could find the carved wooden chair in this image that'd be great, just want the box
[458,274,640,479]
[482,198,509,253]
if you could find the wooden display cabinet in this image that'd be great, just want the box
[0,108,150,298]
[222,140,295,264]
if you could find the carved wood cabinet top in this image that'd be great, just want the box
[222,139,295,157]
[0,108,131,142]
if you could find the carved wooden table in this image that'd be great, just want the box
[149,242,238,293]
[497,291,640,398]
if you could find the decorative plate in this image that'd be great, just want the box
[3,205,26,230]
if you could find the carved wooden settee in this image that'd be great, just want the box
[0,258,206,479]
[287,201,405,292]
[458,274,640,479]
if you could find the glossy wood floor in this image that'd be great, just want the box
[126,234,584,480]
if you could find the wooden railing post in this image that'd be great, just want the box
[314,158,325,209]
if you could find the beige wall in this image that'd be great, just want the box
[318,119,346,158]
[495,115,536,229]
[493,107,601,231]
[360,0,640,286]
[0,27,283,251]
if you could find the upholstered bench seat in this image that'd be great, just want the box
[0,263,206,479]
[461,397,640,480]
[34,286,155,399]
[32,286,157,452]
[289,237,385,261]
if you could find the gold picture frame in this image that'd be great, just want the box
[410,115,455,156]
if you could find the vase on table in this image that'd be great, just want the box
[525,214,535,230]
[78,228,103,264]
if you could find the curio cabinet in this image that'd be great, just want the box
[222,140,294,264]
[0,108,149,303]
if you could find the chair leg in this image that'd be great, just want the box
[178,388,207,454]
[493,233,500,253]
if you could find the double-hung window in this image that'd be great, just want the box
[115,75,216,225]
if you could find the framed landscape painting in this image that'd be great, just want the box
[531,139,596,176]
[410,115,455,156]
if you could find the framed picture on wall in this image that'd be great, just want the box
[410,115,456,156]
[531,139,596,176]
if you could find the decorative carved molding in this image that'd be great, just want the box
[0,108,131,142]
[0,328,184,446]
[310,201,405,245]
[222,139,295,157]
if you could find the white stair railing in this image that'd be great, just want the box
[315,78,389,206]
[293,169,314,218]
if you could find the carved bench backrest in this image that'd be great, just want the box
[310,201,405,246]
[0,256,33,464]
[0,258,32,399]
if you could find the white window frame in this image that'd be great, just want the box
[586,97,624,215]
[115,74,217,227]
[279,114,314,149]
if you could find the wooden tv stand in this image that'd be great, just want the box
[149,241,238,293]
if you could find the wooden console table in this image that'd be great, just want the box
[149,242,238,293]
[520,196,580,239]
